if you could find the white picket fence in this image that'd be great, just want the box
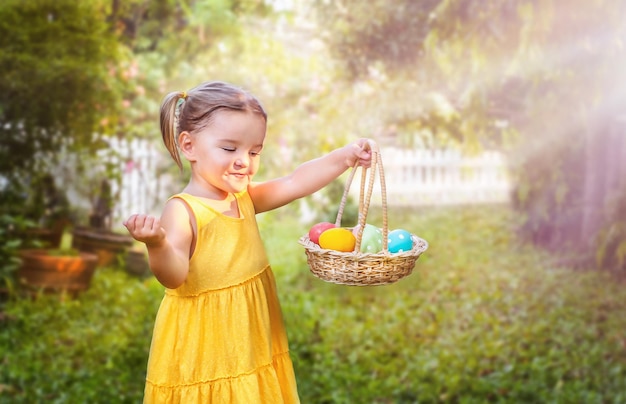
[109,141,511,225]
[349,147,512,206]
[107,138,175,227]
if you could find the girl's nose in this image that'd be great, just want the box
[235,154,249,168]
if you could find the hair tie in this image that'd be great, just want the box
[181,91,187,100]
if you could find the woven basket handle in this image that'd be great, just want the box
[334,140,389,252]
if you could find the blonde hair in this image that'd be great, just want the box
[160,81,267,170]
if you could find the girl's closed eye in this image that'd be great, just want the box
[220,147,261,157]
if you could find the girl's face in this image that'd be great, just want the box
[183,109,266,197]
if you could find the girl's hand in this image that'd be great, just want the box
[346,138,374,169]
[123,214,167,247]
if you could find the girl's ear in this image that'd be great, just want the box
[178,131,196,162]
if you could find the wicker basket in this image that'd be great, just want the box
[299,141,428,286]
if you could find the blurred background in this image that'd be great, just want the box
[2,0,625,268]
[1,1,626,403]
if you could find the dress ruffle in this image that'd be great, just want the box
[145,351,298,404]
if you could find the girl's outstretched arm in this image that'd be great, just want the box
[123,199,193,289]
[249,138,373,213]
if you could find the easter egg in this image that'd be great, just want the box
[387,229,414,253]
[319,227,356,252]
[308,222,337,245]
[353,224,383,253]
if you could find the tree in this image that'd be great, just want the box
[311,0,531,150]
[0,0,271,220]
[0,0,124,175]
[504,0,626,269]
[313,0,440,78]
[0,0,133,232]
[313,0,626,271]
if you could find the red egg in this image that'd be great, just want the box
[308,222,337,245]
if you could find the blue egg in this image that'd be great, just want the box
[387,229,414,253]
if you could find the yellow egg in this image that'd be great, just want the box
[319,228,356,252]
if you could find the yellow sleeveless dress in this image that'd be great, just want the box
[143,192,300,403]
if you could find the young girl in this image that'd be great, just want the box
[123,80,372,403]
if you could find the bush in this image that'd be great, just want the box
[0,269,162,403]
[0,214,39,293]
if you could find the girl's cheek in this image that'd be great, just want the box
[251,160,261,175]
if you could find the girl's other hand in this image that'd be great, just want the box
[123,214,166,247]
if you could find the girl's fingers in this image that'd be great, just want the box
[144,215,155,230]
[124,214,157,233]
[123,214,137,229]
[143,216,162,233]
[131,215,144,230]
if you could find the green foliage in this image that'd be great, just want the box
[313,0,439,78]
[0,0,125,175]
[0,269,162,403]
[594,190,626,272]
[491,0,626,272]
[312,0,626,153]
[269,205,626,403]
[111,0,271,64]
[0,0,130,232]
[510,132,586,251]
[0,0,270,230]
[1,206,626,402]
[309,0,531,151]
[0,215,35,292]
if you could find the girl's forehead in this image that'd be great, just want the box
[212,108,265,123]
[203,110,266,141]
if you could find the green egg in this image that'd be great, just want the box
[359,224,383,253]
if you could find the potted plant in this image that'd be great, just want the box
[1,172,93,297]
[16,247,98,297]
[18,173,74,249]
[71,179,133,268]
[8,216,98,296]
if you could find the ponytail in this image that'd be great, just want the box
[159,91,187,171]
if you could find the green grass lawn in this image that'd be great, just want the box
[265,204,626,403]
[1,204,625,403]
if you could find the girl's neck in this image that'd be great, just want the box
[183,183,229,201]
[182,184,240,218]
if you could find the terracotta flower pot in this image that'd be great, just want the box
[17,249,99,294]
